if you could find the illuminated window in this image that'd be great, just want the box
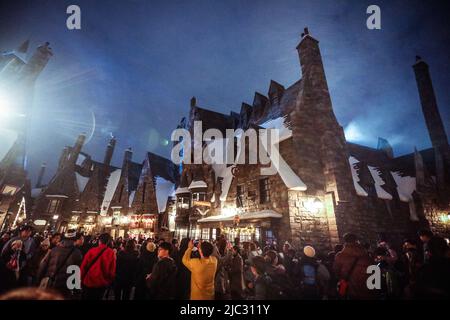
[192,192,206,202]
[201,228,210,240]
[177,197,190,209]
[1,185,18,196]
[259,178,270,203]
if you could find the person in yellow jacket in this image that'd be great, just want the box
[182,240,218,300]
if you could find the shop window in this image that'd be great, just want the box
[191,226,201,240]
[47,199,60,214]
[236,185,244,208]
[259,178,271,203]
[255,227,261,243]
[211,228,217,240]
[201,228,210,240]
[264,229,275,245]
[240,233,252,242]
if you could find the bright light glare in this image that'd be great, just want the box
[344,121,364,142]
[0,92,25,121]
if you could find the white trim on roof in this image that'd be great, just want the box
[349,156,369,197]
[175,187,190,195]
[368,166,393,200]
[45,194,69,198]
[188,180,207,189]
[198,209,282,223]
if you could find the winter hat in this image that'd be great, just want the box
[64,229,77,240]
[303,245,316,258]
[146,241,156,252]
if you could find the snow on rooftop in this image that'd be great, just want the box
[368,166,393,200]
[391,171,418,221]
[391,171,416,202]
[128,190,136,208]
[101,168,121,215]
[75,172,89,193]
[76,153,86,166]
[260,117,292,142]
[188,180,207,189]
[155,176,175,213]
[175,187,190,195]
[349,156,369,197]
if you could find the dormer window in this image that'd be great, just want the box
[1,185,18,196]
[192,192,206,202]
[177,196,190,209]
[47,199,61,214]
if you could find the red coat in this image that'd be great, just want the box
[81,244,116,288]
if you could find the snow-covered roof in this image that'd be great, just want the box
[198,209,283,223]
[260,116,293,142]
[349,156,369,197]
[188,180,207,189]
[368,166,393,200]
[175,187,190,195]
[45,194,69,198]
[76,153,86,166]
[155,176,175,212]
[75,172,89,193]
[391,171,416,202]
[100,168,121,215]
[128,190,136,208]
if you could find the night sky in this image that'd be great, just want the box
[0,0,449,185]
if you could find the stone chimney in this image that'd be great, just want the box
[190,96,197,107]
[103,136,116,167]
[413,56,449,150]
[35,162,46,188]
[122,147,133,168]
[21,42,53,81]
[70,133,86,165]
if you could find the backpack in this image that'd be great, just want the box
[301,263,318,286]
[263,272,294,300]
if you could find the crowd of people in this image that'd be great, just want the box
[0,225,449,300]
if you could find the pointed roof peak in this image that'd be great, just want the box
[17,39,30,53]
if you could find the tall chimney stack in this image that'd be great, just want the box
[122,147,133,168]
[103,136,116,167]
[70,133,86,165]
[35,162,46,188]
[413,56,449,150]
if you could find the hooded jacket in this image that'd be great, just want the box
[37,239,83,290]
[333,242,374,300]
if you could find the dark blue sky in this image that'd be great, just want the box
[1,0,449,185]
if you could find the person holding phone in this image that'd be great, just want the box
[182,240,217,300]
